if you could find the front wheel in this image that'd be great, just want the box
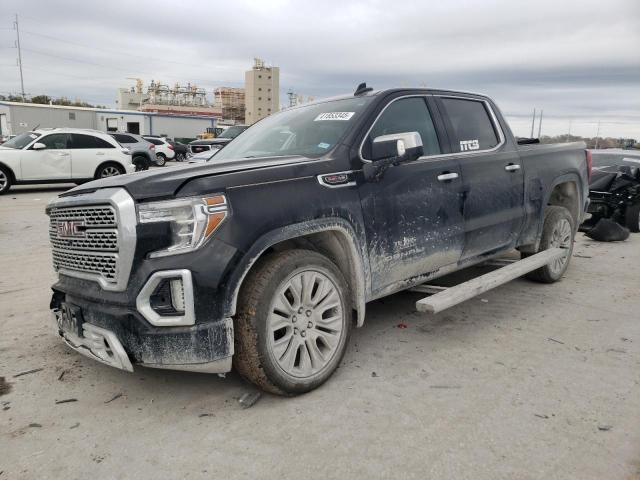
[523,206,575,283]
[625,203,640,233]
[155,153,166,166]
[0,167,12,195]
[234,250,352,395]
[96,163,124,179]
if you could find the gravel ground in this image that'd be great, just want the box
[1,185,639,480]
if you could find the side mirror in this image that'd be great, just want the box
[371,132,424,162]
[31,142,47,150]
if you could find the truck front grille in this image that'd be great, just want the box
[48,204,120,284]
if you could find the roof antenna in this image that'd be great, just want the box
[354,82,373,96]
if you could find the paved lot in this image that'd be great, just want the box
[1,185,639,480]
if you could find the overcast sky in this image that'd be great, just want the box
[1,0,639,138]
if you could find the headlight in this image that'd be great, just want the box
[138,195,228,258]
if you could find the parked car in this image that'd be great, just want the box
[188,125,248,156]
[142,136,175,165]
[46,86,589,395]
[0,128,134,194]
[168,140,188,162]
[109,132,156,171]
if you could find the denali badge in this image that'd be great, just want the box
[460,139,480,151]
[57,220,86,238]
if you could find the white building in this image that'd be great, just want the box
[0,101,217,140]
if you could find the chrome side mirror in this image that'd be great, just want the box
[371,132,423,162]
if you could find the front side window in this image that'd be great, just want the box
[38,134,68,150]
[362,97,441,160]
[440,98,499,152]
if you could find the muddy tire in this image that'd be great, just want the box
[523,206,575,283]
[233,249,352,395]
[625,203,640,233]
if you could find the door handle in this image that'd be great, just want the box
[58,152,70,157]
[96,152,105,156]
[437,172,459,182]
[505,163,521,172]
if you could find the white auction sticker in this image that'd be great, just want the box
[314,112,355,121]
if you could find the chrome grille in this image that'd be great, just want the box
[48,204,119,283]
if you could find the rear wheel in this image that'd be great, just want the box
[133,155,149,171]
[155,153,166,166]
[176,152,186,162]
[0,167,11,194]
[234,250,352,395]
[523,206,575,283]
[96,163,124,179]
[625,203,640,233]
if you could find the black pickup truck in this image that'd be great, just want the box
[47,85,590,395]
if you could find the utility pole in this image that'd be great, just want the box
[594,120,601,149]
[530,108,536,138]
[14,14,26,101]
[537,110,543,138]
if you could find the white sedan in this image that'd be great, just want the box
[0,128,134,194]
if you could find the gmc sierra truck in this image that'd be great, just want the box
[47,85,590,395]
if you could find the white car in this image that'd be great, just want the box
[0,128,134,195]
[142,136,175,165]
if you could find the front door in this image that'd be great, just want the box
[20,133,71,180]
[437,96,525,259]
[358,96,465,296]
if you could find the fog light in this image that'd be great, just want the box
[170,278,185,312]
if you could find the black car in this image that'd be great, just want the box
[46,85,589,395]
[188,125,248,155]
[168,141,188,162]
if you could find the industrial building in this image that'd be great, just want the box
[245,58,280,125]
[213,87,246,123]
[0,101,217,139]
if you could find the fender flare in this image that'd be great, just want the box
[533,172,584,247]
[225,218,370,327]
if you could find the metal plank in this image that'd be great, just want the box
[416,248,566,314]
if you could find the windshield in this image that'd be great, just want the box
[217,126,247,139]
[2,132,40,149]
[214,97,374,160]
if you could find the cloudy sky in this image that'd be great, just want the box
[1,0,639,138]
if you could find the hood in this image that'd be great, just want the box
[191,138,232,146]
[62,155,309,201]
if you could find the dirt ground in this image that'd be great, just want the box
[1,185,639,480]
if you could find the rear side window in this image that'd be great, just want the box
[363,97,441,159]
[112,134,136,144]
[38,134,68,149]
[440,98,499,152]
[69,134,115,149]
[144,138,163,146]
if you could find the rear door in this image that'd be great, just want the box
[358,95,465,295]
[436,96,525,260]
[68,133,116,178]
[20,133,71,180]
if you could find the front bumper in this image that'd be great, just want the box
[51,292,234,374]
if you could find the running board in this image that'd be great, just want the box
[415,248,565,314]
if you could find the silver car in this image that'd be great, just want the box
[110,132,157,170]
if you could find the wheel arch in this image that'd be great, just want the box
[225,218,369,327]
[94,161,125,179]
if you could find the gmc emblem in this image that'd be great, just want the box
[57,220,86,238]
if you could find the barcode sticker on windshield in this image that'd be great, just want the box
[314,112,355,121]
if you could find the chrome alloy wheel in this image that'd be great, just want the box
[266,269,345,379]
[548,218,572,275]
[0,170,7,191]
[100,166,121,177]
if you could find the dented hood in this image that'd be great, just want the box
[62,155,308,201]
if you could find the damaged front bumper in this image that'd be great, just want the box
[51,293,234,374]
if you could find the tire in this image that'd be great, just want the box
[176,153,186,162]
[523,206,575,283]
[133,155,149,171]
[234,249,353,395]
[95,163,125,179]
[625,203,640,233]
[155,153,166,166]
[0,167,12,195]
